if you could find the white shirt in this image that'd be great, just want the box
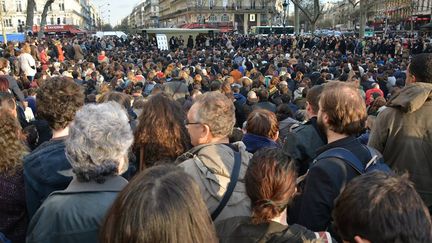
[18,53,37,76]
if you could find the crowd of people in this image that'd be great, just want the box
[0,31,432,243]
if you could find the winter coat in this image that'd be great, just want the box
[0,170,27,243]
[177,142,252,222]
[23,138,72,219]
[26,176,127,243]
[368,82,432,207]
[216,216,326,243]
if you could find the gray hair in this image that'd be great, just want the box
[193,91,235,137]
[66,102,133,183]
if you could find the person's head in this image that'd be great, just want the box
[407,53,432,84]
[245,148,297,224]
[21,43,31,54]
[318,81,366,137]
[333,172,432,243]
[246,109,279,141]
[66,102,133,183]
[37,77,84,131]
[0,58,10,74]
[276,103,294,121]
[306,84,324,118]
[100,165,218,243]
[0,92,16,116]
[0,110,27,176]
[186,91,235,146]
[134,93,191,169]
[0,76,9,92]
[98,91,132,112]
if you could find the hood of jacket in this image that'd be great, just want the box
[387,82,432,113]
[242,133,280,154]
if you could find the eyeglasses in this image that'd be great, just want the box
[184,119,202,126]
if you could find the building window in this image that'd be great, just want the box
[48,5,52,11]
[59,3,65,11]
[209,14,217,22]
[63,18,66,24]
[50,17,54,25]
[209,0,215,8]
[221,14,229,22]
[16,0,23,12]
[1,0,6,12]
[57,18,61,24]
[4,19,12,27]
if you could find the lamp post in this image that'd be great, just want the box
[282,0,288,34]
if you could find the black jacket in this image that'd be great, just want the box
[283,117,327,176]
[288,136,372,234]
[216,216,320,243]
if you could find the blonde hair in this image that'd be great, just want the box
[22,43,31,54]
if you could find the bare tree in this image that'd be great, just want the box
[26,0,36,31]
[38,0,55,39]
[291,0,327,33]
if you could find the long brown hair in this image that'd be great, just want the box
[0,109,27,176]
[100,164,218,243]
[134,93,190,170]
[245,148,297,224]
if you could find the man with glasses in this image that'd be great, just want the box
[177,91,252,222]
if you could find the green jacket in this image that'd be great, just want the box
[369,82,432,206]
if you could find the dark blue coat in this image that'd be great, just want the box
[23,138,72,219]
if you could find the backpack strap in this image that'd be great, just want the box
[314,148,364,175]
[211,149,242,221]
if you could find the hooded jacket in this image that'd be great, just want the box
[368,82,432,206]
[177,142,252,222]
[23,138,72,219]
[242,133,279,154]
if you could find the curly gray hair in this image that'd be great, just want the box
[66,102,133,183]
[192,91,235,137]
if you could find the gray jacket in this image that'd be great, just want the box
[26,176,127,243]
[177,142,252,222]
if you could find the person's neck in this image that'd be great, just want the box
[52,126,69,139]
[270,209,288,226]
[207,137,230,145]
[326,130,349,144]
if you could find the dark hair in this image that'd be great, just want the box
[100,165,218,243]
[320,81,366,135]
[333,172,432,243]
[0,76,8,92]
[306,85,324,114]
[256,88,269,101]
[246,109,278,139]
[276,104,293,121]
[409,53,432,83]
[134,93,191,170]
[245,148,297,224]
[37,77,84,130]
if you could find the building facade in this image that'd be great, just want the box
[124,0,282,33]
[1,0,100,33]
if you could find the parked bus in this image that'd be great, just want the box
[250,26,295,35]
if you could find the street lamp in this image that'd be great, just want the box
[282,0,289,33]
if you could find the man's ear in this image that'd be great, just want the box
[353,235,371,243]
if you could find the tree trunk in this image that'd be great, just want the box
[26,0,36,32]
[359,0,366,39]
[38,0,55,39]
[294,3,300,34]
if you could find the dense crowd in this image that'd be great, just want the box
[0,32,432,243]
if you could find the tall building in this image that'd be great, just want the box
[127,0,159,29]
[125,0,283,33]
[158,0,278,33]
[1,0,100,33]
